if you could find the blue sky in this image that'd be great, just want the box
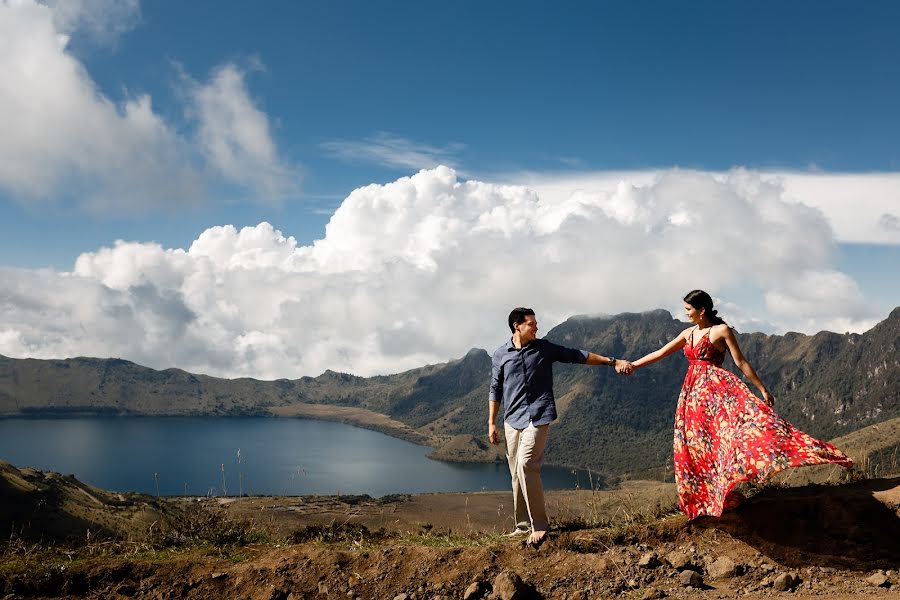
[1,1,898,378]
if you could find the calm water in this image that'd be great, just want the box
[0,417,600,497]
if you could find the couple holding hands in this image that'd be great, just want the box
[487,290,852,549]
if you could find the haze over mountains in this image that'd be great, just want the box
[1,307,898,478]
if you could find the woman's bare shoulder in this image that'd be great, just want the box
[711,323,734,341]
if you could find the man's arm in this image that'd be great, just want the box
[546,341,631,373]
[585,352,630,372]
[488,352,503,445]
[488,400,501,444]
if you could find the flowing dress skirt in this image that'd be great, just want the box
[674,360,854,519]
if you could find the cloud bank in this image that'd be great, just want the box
[0,167,884,379]
[0,0,296,211]
[513,170,900,246]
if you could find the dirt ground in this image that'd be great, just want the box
[219,479,679,535]
[2,478,899,599]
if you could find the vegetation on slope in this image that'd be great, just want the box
[1,307,898,478]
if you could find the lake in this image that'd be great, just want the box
[0,417,602,497]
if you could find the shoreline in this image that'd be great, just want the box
[268,403,437,447]
[0,406,515,467]
[0,408,637,476]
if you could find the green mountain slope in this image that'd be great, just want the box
[1,307,898,478]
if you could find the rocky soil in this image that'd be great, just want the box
[1,476,898,599]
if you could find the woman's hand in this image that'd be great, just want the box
[615,359,635,375]
[761,389,775,407]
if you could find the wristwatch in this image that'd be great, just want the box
[608,356,616,366]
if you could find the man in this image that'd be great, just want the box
[488,307,629,549]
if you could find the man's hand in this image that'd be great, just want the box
[614,359,634,375]
[488,423,500,445]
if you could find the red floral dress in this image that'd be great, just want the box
[674,327,853,519]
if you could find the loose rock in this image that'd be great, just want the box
[642,587,666,600]
[866,573,890,588]
[679,570,703,588]
[773,573,800,592]
[493,571,528,600]
[639,552,661,569]
[666,551,693,571]
[464,581,488,600]
[708,557,738,579]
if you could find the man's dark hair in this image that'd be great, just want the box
[508,307,535,333]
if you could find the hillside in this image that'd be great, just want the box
[1,307,898,478]
[0,459,168,543]
[1,461,899,599]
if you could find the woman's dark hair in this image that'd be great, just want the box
[683,290,727,326]
[508,307,535,333]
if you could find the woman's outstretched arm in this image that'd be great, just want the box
[629,328,690,370]
[720,326,774,405]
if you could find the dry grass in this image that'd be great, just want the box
[397,529,507,548]
[290,522,388,546]
[0,500,284,578]
[550,480,678,530]
[771,416,900,487]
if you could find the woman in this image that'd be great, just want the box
[626,290,853,519]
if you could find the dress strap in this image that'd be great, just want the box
[692,326,714,350]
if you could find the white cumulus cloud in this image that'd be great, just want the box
[0,0,297,212]
[765,270,875,334]
[775,172,900,245]
[0,167,886,379]
[184,62,298,203]
[0,0,200,210]
[512,169,900,246]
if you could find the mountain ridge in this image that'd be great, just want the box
[1,307,898,478]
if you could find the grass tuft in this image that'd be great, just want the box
[291,522,389,546]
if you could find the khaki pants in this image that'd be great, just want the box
[504,421,550,532]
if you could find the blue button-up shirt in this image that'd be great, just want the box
[489,338,588,429]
